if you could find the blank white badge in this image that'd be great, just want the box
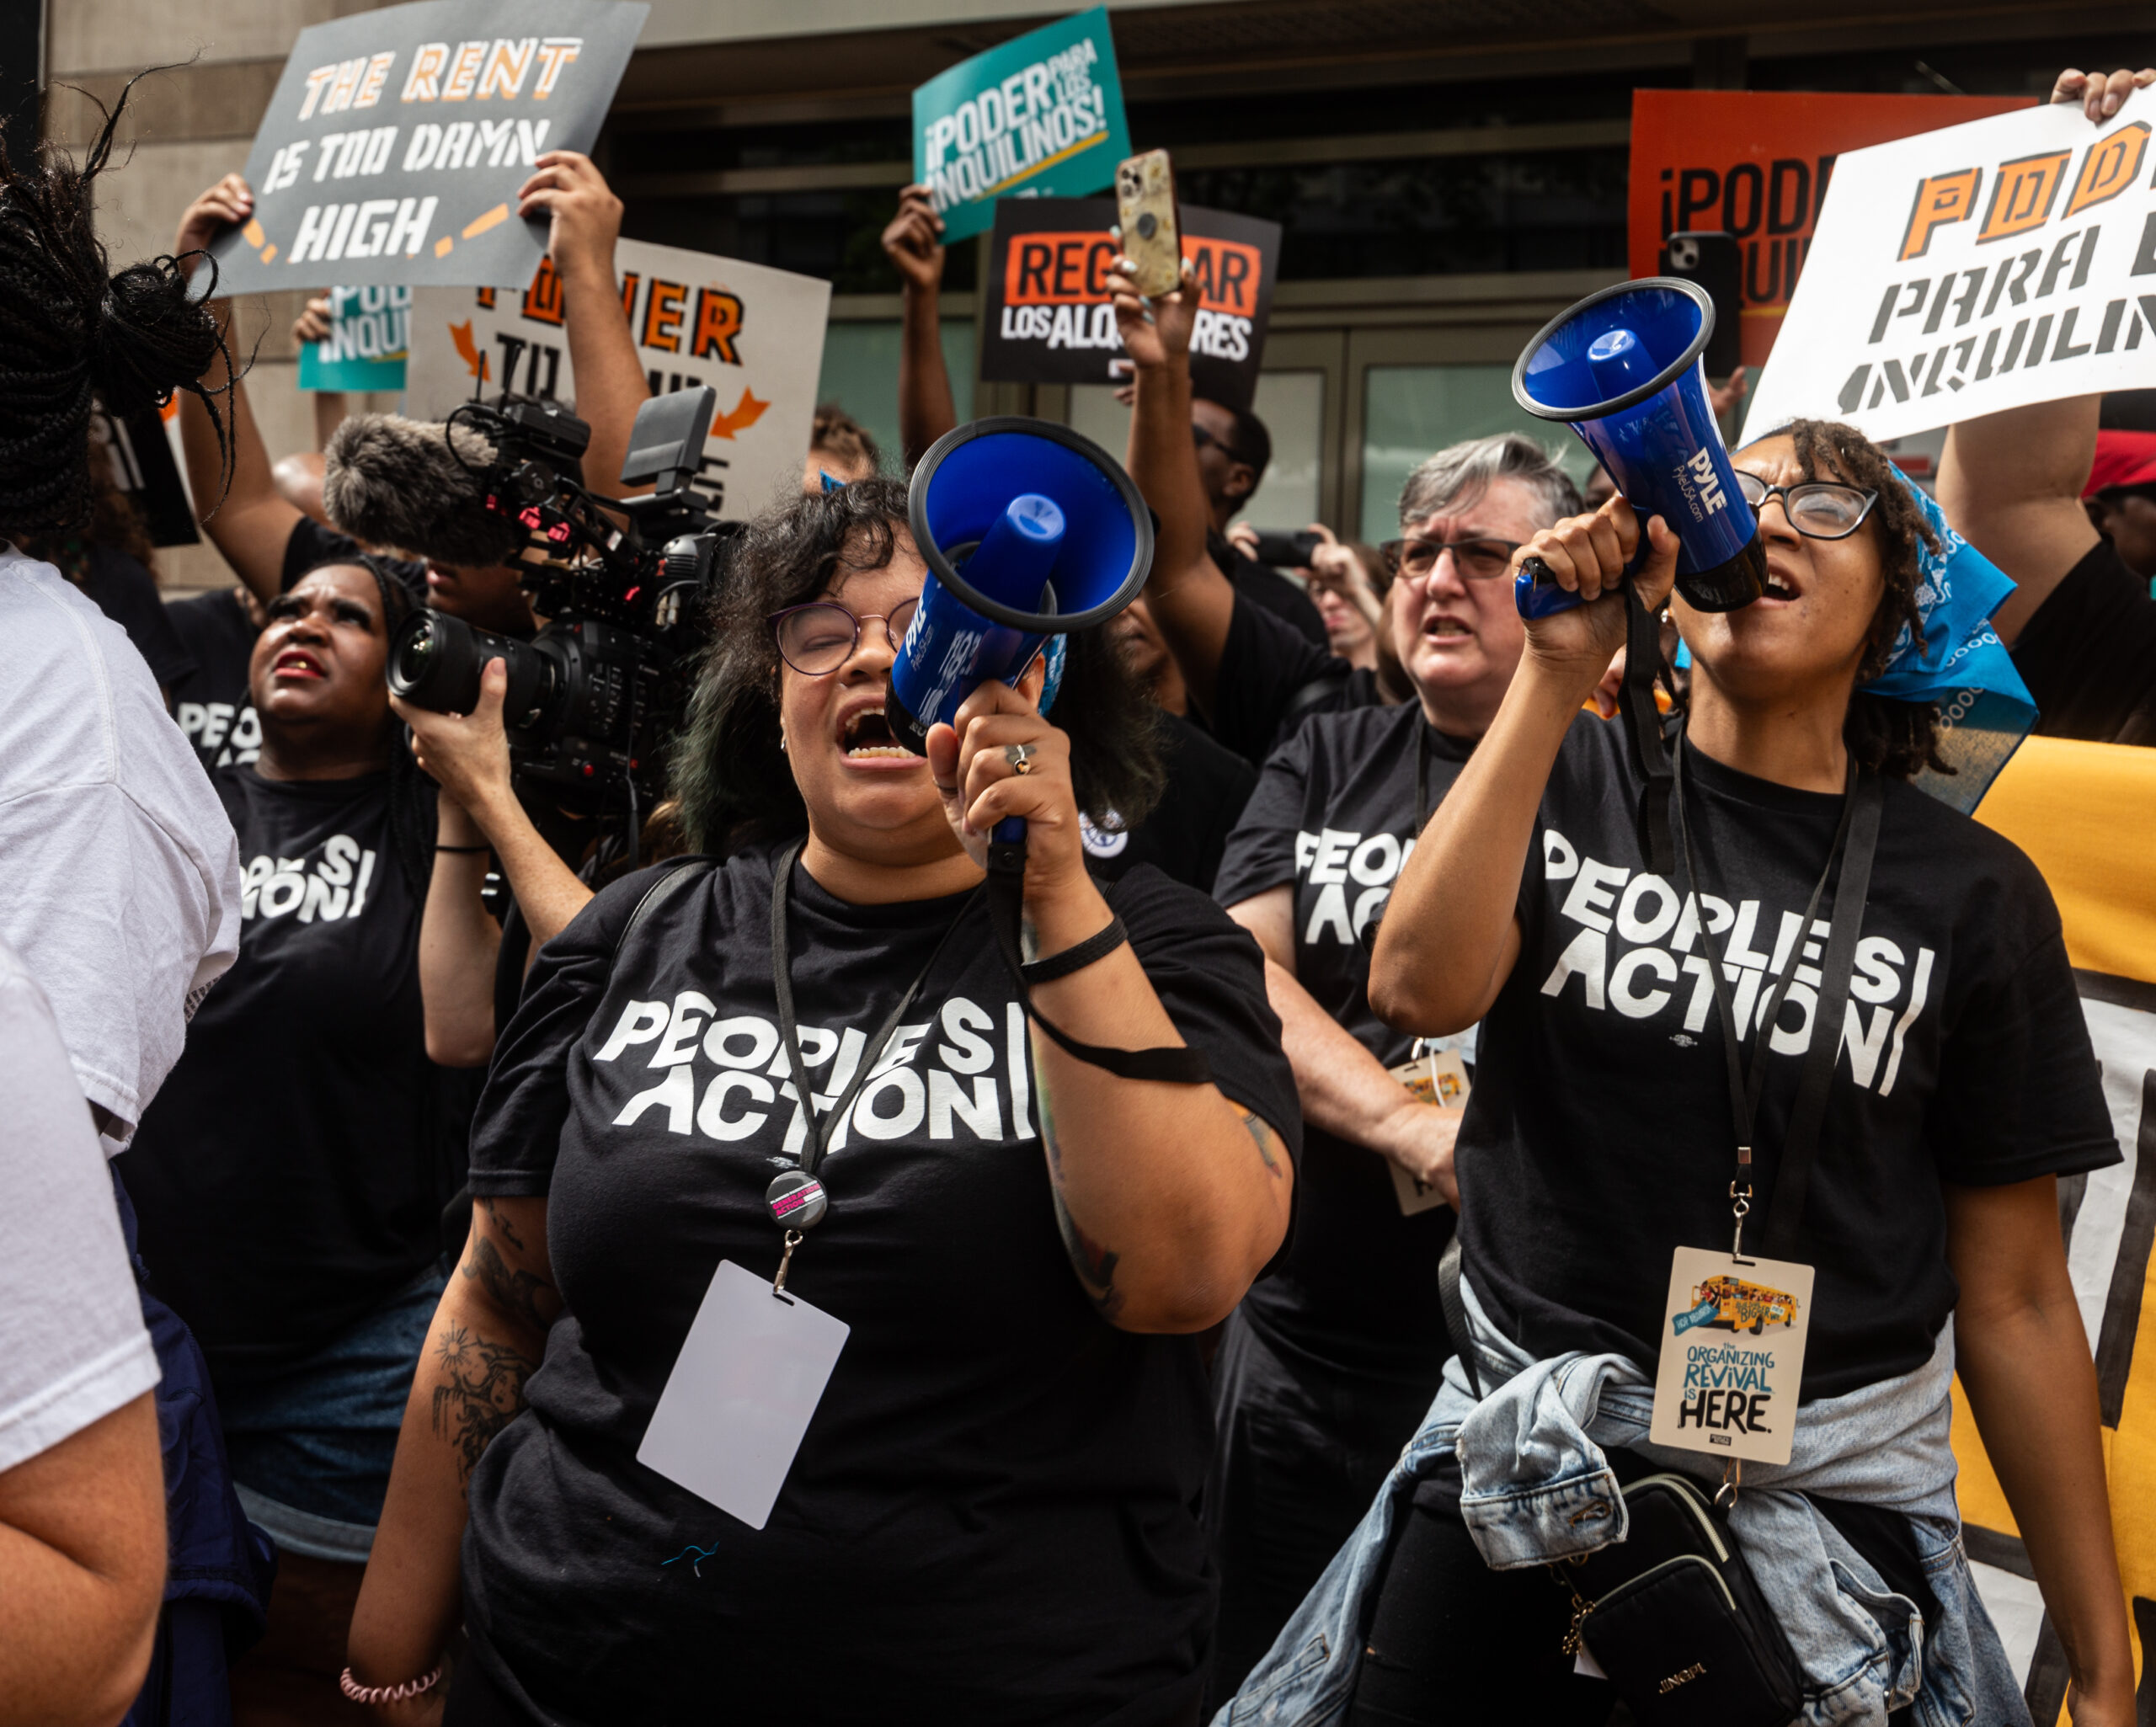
[637,1259,851,1530]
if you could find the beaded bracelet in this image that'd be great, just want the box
[339,1664,444,1705]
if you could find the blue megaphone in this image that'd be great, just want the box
[889,417,1152,758]
[1510,277,1766,620]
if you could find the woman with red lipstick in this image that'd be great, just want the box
[347,480,1300,1724]
[126,557,457,1719]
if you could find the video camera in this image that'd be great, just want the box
[382,387,734,842]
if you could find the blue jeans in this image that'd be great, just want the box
[217,1264,446,1561]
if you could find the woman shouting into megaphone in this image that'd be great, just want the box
[346,479,1298,1724]
[1216,421,2132,1726]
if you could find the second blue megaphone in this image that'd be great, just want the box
[888,417,1152,754]
[1510,277,1766,619]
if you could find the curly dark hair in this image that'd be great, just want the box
[1769,418,1945,781]
[0,73,234,542]
[670,479,1167,856]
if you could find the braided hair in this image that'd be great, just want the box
[1778,419,1947,781]
[0,72,233,544]
[290,553,436,898]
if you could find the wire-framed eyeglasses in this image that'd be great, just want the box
[1733,474,1879,541]
[770,600,919,675]
[1380,536,1524,582]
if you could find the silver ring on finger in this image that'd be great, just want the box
[1004,742,1036,776]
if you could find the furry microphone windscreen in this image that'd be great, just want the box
[322,414,526,570]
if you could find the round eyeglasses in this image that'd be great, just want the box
[1380,536,1523,582]
[770,600,919,675]
[1733,474,1879,541]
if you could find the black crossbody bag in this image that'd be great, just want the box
[1438,729,1883,1727]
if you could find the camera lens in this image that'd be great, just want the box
[388,610,483,713]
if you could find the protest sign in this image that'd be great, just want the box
[206,0,645,296]
[91,402,198,548]
[405,237,831,520]
[913,8,1129,247]
[980,199,1281,412]
[1957,737,2156,1718]
[1745,89,2156,443]
[1630,91,2029,369]
[298,285,412,391]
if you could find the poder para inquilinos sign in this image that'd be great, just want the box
[911,8,1130,247]
[206,0,645,295]
[980,199,1281,413]
[1746,90,2156,443]
[404,237,830,521]
[298,285,411,392]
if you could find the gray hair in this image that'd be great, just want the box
[1397,433,1581,532]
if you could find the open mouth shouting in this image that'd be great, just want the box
[838,701,915,765]
[1758,565,1801,604]
[272,648,328,680]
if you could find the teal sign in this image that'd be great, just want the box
[297,284,411,391]
[912,7,1129,246]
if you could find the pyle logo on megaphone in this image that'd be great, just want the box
[1684,446,1730,517]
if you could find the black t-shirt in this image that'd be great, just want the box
[165,587,261,772]
[126,768,446,1380]
[1210,531,1327,648]
[79,546,196,690]
[282,516,429,600]
[2011,537,2156,745]
[462,849,1299,1724]
[1460,718,2118,1401]
[1080,712,1257,892]
[1214,700,1471,1379]
[1209,591,1383,768]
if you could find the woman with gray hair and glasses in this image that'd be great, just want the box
[1109,261,1584,1708]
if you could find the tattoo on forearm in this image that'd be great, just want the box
[1241,1110,1285,1179]
[1053,1191,1124,1320]
[430,1324,535,1485]
[476,1197,525,1252]
[463,1233,555,1331]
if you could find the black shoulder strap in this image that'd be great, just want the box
[1438,1234,1483,1399]
[1758,774,1882,1258]
[1619,583,1675,876]
[611,856,716,965]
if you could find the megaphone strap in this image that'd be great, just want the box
[1018,915,1130,986]
[985,842,1214,1087]
[1620,582,1678,877]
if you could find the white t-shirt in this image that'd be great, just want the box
[0,936,158,1474]
[0,548,241,1145]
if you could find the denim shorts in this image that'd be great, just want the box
[218,1263,446,1562]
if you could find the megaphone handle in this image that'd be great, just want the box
[1514,551,1643,620]
[993,815,1027,845]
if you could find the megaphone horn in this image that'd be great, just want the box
[1510,276,1767,619]
[889,416,1153,757]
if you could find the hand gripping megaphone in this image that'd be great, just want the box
[1510,277,1767,620]
[889,417,1152,773]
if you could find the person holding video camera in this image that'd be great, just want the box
[1218,417,2135,1724]
[344,478,1299,1724]
[120,552,460,1715]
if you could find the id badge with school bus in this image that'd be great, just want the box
[1647,1247,1814,1467]
[1382,1047,1468,1217]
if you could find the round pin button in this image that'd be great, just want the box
[766,1170,828,1230]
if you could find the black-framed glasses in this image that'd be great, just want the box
[1192,423,1255,467]
[1380,536,1523,582]
[770,600,919,675]
[1733,474,1879,540]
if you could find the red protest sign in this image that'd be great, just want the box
[1629,90,2031,368]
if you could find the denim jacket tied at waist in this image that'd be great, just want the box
[1214,1272,2027,1727]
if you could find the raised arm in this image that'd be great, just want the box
[1370,498,1676,1035]
[172,176,305,608]
[517,153,647,503]
[1107,260,1236,718]
[929,672,1293,1333]
[346,1194,558,1716]
[1229,887,1458,1205]
[883,185,958,466]
[1937,396,2098,647]
[1947,1175,2132,1725]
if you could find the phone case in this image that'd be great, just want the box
[1115,150,1182,298]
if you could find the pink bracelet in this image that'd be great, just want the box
[339,1664,444,1705]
